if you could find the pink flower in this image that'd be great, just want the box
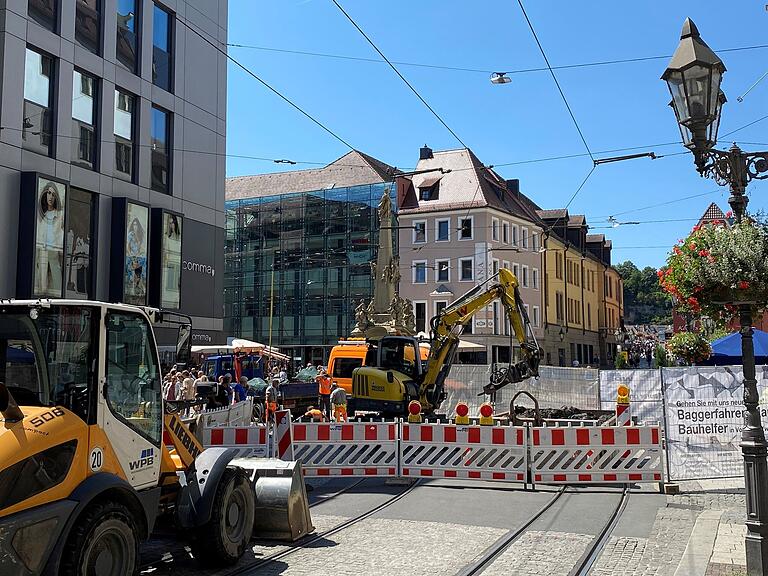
[738,281,750,290]
[726,211,733,218]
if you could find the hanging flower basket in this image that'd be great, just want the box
[658,215,768,325]
[666,331,712,365]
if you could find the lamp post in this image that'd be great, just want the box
[663,18,768,574]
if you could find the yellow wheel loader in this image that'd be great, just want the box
[0,300,311,576]
[349,268,542,416]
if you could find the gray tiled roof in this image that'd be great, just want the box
[225,150,397,200]
[536,209,568,220]
[586,234,605,243]
[399,148,543,225]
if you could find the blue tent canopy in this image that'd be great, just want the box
[708,329,768,364]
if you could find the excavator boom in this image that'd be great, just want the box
[419,268,541,410]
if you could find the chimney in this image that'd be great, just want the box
[419,144,433,160]
[506,179,520,195]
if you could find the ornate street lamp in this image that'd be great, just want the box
[663,18,768,574]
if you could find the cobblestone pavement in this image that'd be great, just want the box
[591,507,700,576]
[482,531,593,576]
[705,564,747,576]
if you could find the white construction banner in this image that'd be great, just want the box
[662,365,768,481]
[600,369,664,424]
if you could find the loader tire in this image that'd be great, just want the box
[60,501,139,576]
[191,467,255,567]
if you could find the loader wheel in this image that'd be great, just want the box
[60,501,139,576]
[192,467,255,567]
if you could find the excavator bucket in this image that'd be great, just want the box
[229,457,314,541]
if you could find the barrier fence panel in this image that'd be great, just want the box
[600,369,664,424]
[529,426,663,484]
[400,422,528,482]
[443,365,601,416]
[275,413,398,477]
[662,365,768,481]
[199,424,270,457]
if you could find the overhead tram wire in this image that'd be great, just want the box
[175,12,356,151]
[330,0,470,150]
[515,0,593,162]
[226,42,768,77]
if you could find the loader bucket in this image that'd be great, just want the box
[229,457,314,541]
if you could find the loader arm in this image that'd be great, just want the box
[419,268,541,410]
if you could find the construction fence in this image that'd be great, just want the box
[481,364,767,482]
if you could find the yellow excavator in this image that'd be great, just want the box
[349,268,541,416]
[0,300,311,576]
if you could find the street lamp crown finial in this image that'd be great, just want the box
[680,17,700,40]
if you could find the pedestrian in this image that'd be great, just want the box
[302,405,325,422]
[278,365,288,385]
[316,369,332,419]
[233,376,248,403]
[216,375,232,407]
[265,377,280,423]
[330,382,348,422]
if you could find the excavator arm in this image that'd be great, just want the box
[419,268,541,410]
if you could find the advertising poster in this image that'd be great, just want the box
[34,178,66,297]
[161,212,182,309]
[663,365,768,481]
[124,203,148,305]
[65,188,94,298]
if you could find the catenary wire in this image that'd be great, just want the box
[176,12,356,151]
[225,42,768,77]
[515,0,593,161]
[330,0,470,150]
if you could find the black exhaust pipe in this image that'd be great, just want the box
[0,382,24,422]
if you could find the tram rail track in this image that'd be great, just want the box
[455,485,630,576]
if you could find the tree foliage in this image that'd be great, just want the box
[615,261,672,324]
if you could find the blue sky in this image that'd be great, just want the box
[225,1,768,269]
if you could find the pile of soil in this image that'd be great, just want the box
[513,405,613,424]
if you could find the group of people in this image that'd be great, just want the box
[162,368,250,411]
[301,366,348,422]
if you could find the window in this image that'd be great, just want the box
[555,252,563,280]
[419,183,438,201]
[493,302,499,335]
[151,106,171,193]
[436,219,450,241]
[587,303,592,330]
[502,260,510,273]
[522,227,529,249]
[76,0,100,54]
[332,357,363,379]
[114,89,135,180]
[533,306,540,327]
[29,0,57,31]
[502,222,509,244]
[116,0,139,73]
[491,217,499,241]
[460,258,473,281]
[23,48,54,157]
[513,263,519,279]
[65,188,96,299]
[436,259,449,282]
[413,220,426,244]
[414,301,427,333]
[435,300,448,317]
[106,312,161,443]
[413,260,427,284]
[532,268,539,289]
[72,70,97,170]
[512,225,518,246]
[492,259,499,276]
[556,292,564,322]
[522,265,529,288]
[459,217,473,240]
[532,232,540,252]
[152,3,173,91]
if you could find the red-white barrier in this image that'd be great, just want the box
[275,412,398,477]
[200,424,270,457]
[400,423,528,482]
[529,426,663,484]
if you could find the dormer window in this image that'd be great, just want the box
[418,175,441,201]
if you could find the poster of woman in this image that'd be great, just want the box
[34,179,66,297]
[124,203,148,305]
[162,213,182,308]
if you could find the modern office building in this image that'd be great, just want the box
[224,151,398,365]
[0,0,228,347]
[397,146,546,364]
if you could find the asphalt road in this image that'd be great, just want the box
[139,478,670,576]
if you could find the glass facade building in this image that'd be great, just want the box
[225,182,395,364]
